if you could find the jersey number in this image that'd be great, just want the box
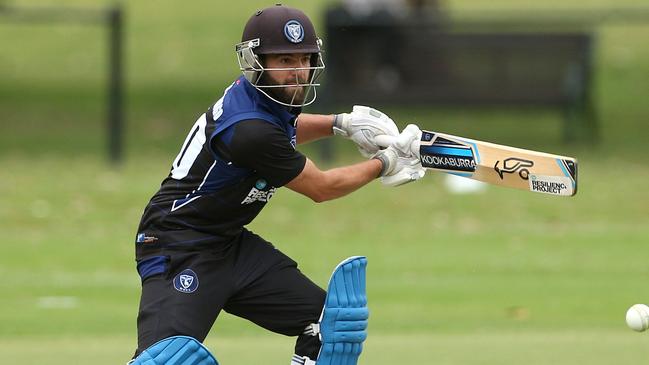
[170,96,225,180]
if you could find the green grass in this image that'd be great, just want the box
[1,0,649,363]
[1,331,648,364]
[1,152,648,363]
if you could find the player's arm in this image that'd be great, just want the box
[296,106,399,156]
[221,120,423,204]
[285,158,382,203]
[219,120,386,202]
[287,126,426,199]
[295,113,335,145]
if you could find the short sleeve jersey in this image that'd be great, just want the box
[136,76,306,246]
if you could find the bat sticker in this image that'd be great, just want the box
[494,158,534,180]
[419,135,477,172]
[529,175,574,196]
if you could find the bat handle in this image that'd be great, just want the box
[375,135,420,158]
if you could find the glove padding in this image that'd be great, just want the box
[390,123,422,158]
[373,124,425,187]
[334,105,399,158]
[375,148,425,186]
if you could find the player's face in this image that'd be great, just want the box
[262,53,312,105]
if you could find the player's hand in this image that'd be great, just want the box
[333,105,399,157]
[392,124,422,158]
[373,146,425,186]
[375,123,422,159]
[373,148,425,187]
[373,124,425,186]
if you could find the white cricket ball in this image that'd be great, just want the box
[626,304,649,332]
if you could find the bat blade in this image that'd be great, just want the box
[418,130,578,196]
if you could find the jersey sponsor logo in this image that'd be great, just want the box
[255,179,267,190]
[241,184,277,205]
[173,269,199,293]
[284,20,304,43]
[136,232,158,244]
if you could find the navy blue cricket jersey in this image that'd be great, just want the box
[136,76,307,247]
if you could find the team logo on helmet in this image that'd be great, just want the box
[284,20,304,43]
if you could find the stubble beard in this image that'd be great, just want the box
[259,73,308,106]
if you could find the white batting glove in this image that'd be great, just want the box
[373,146,425,187]
[392,124,422,158]
[374,123,422,159]
[333,105,399,158]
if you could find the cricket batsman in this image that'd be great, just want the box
[129,4,425,364]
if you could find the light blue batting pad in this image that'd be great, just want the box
[317,256,369,365]
[132,336,218,365]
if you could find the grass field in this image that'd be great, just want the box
[1,0,649,363]
[2,152,648,363]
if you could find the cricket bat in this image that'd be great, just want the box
[376,130,578,197]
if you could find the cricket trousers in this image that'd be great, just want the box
[133,228,326,360]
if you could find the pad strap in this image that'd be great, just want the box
[292,354,317,365]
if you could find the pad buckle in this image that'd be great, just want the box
[304,322,320,337]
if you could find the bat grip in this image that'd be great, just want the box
[375,135,420,158]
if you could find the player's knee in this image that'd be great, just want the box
[310,287,326,315]
[294,286,326,330]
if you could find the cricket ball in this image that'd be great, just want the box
[626,304,649,332]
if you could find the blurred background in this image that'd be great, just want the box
[1,0,648,363]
